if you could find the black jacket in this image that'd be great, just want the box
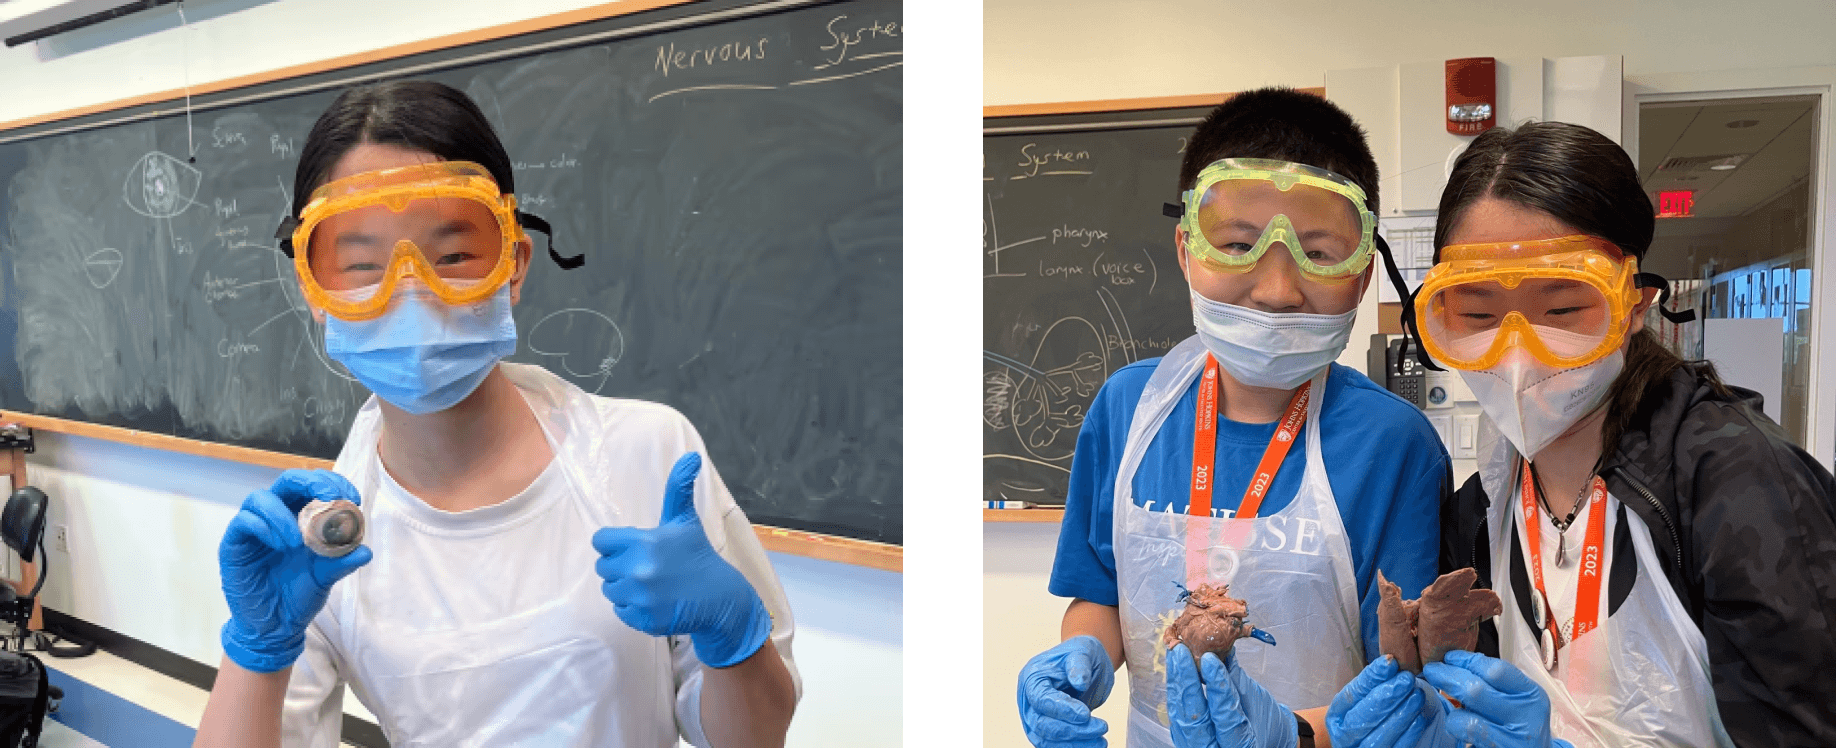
[1442,363,1836,747]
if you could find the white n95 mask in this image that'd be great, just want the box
[1458,326,1625,459]
[1190,289,1356,390]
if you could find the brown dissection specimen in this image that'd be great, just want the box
[1376,571,1423,673]
[1163,583,1251,665]
[1415,567,1502,665]
[1376,568,1502,674]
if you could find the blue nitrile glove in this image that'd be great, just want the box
[1422,650,1573,748]
[593,453,771,668]
[218,470,373,673]
[1326,656,1452,748]
[1016,635,1114,748]
[1166,644,1296,748]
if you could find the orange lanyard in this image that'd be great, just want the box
[1186,355,1311,581]
[1519,459,1608,666]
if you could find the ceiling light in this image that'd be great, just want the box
[1707,155,1746,171]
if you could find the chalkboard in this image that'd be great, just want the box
[983,106,1215,506]
[0,0,902,544]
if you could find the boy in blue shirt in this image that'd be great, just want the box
[1015,88,1451,748]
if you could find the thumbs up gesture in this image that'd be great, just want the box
[592,453,772,668]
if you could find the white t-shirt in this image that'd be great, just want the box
[280,366,799,748]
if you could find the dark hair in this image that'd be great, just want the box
[1179,87,1380,214]
[290,80,513,217]
[1433,121,1650,261]
[1433,121,1726,462]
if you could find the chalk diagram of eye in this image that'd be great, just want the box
[527,308,625,394]
[984,286,1139,461]
[98,151,206,289]
[124,151,204,219]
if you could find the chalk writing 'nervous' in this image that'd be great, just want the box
[655,38,769,76]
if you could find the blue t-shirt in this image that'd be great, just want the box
[1048,358,1449,662]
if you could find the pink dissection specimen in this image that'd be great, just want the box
[1377,568,1502,674]
[1163,584,1251,666]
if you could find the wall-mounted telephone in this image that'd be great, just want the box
[1366,334,1427,409]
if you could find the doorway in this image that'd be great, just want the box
[1639,94,1820,446]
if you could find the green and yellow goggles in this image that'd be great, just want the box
[1178,158,1377,284]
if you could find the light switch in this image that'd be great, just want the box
[1429,415,1453,453]
[1453,414,1479,459]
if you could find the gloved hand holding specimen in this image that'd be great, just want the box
[1375,568,1502,674]
[1163,583,1278,666]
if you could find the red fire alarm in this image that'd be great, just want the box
[1446,57,1497,135]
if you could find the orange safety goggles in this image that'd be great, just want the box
[277,160,585,321]
[1414,235,1645,370]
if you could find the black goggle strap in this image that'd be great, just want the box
[516,211,584,270]
[274,216,301,258]
[1634,271,1696,324]
[1374,233,1444,372]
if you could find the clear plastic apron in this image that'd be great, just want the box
[328,375,679,748]
[1114,337,1363,747]
[1489,470,1733,746]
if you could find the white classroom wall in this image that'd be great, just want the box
[0,1,900,745]
[985,0,1836,107]
[984,2,1836,745]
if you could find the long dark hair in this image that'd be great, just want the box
[1434,121,1725,463]
[291,80,514,216]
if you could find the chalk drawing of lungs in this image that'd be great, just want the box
[526,308,625,394]
[122,151,203,218]
[1006,317,1108,461]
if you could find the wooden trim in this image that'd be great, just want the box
[0,412,333,471]
[984,508,1065,523]
[983,88,1325,119]
[3,412,902,568]
[754,526,900,572]
[0,0,704,134]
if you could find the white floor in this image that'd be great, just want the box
[43,649,365,748]
[40,719,105,748]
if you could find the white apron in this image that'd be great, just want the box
[1114,337,1364,747]
[324,365,701,747]
[1478,426,1733,747]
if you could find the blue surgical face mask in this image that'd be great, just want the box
[323,283,518,415]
